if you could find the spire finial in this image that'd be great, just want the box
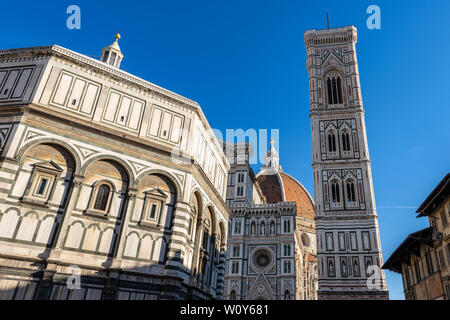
[270,139,274,147]
[115,31,121,41]
[327,9,330,29]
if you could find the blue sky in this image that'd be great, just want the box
[2,0,449,300]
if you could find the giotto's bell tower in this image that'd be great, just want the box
[304,26,388,300]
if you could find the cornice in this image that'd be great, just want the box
[304,26,357,47]
[0,45,228,169]
[309,107,364,118]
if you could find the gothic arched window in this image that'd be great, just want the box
[328,132,337,152]
[342,132,351,152]
[346,181,356,202]
[284,290,291,300]
[93,183,111,211]
[230,290,237,300]
[331,181,341,203]
[326,73,343,105]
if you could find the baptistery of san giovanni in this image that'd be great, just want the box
[0,34,229,300]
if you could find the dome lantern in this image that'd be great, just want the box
[263,139,280,172]
[101,32,123,68]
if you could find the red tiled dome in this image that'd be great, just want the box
[256,171,315,219]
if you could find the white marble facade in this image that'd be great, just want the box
[223,142,318,300]
[304,26,388,300]
[0,37,229,300]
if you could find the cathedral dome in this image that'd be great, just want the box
[256,171,315,219]
[256,141,315,219]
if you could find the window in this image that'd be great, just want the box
[102,51,110,62]
[232,245,241,258]
[414,261,422,282]
[326,75,343,105]
[230,290,237,300]
[236,186,244,197]
[441,210,448,227]
[237,173,245,183]
[231,261,240,275]
[431,219,438,233]
[94,184,111,211]
[438,249,446,269]
[253,249,272,270]
[284,290,291,300]
[138,188,167,226]
[346,181,356,202]
[110,52,117,66]
[425,251,434,275]
[447,244,450,266]
[283,260,292,274]
[22,161,63,206]
[86,181,115,218]
[148,202,160,220]
[283,219,291,233]
[342,132,351,152]
[331,181,341,204]
[36,178,49,195]
[327,133,337,152]
[283,244,291,256]
[404,267,411,289]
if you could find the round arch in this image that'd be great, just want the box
[189,189,203,217]
[203,204,217,235]
[81,155,134,186]
[134,169,183,202]
[218,220,226,247]
[15,138,82,175]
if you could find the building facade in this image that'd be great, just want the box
[224,141,317,300]
[0,35,230,300]
[383,174,450,300]
[304,26,388,299]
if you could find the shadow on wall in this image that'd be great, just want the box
[0,241,225,300]
[0,142,226,300]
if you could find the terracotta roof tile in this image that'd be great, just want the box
[256,171,315,219]
[280,172,315,219]
[256,173,282,204]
